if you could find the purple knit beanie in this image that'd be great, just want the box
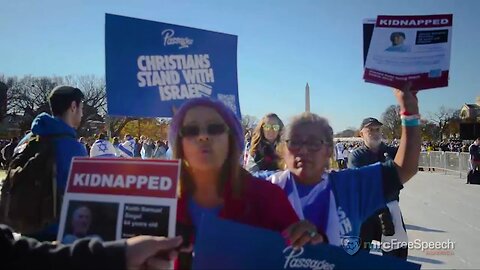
[168,98,244,153]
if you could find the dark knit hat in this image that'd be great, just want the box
[168,98,244,153]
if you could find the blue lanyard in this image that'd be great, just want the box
[284,172,331,233]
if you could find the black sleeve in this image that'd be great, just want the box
[387,146,398,159]
[2,225,126,270]
[252,146,266,167]
[347,149,365,168]
[381,160,404,202]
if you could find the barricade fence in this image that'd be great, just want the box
[330,151,471,179]
[419,151,471,178]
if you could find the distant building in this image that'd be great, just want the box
[460,96,480,123]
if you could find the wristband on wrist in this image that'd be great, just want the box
[400,110,418,116]
[401,118,420,127]
[400,114,421,120]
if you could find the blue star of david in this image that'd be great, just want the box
[97,141,108,153]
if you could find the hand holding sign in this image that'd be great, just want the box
[58,158,180,244]
[126,235,182,270]
[363,14,453,90]
[393,82,419,115]
[283,220,325,249]
[105,14,240,118]
[193,215,421,270]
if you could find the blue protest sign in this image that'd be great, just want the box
[193,215,421,270]
[105,14,240,118]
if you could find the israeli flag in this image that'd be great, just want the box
[117,138,135,158]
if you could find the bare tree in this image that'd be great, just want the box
[241,115,259,131]
[65,75,107,116]
[1,74,176,138]
[428,106,459,140]
[107,116,134,138]
[381,105,401,140]
[10,76,56,116]
[4,76,64,130]
[1,74,109,134]
[420,120,441,141]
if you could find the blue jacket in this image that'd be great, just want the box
[16,113,87,239]
[26,113,88,193]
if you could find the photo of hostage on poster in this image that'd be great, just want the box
[385,31,411,52]
[57,157,180,244]
[62,201,117,244]
[364,14,453,90]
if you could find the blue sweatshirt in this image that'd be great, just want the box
[16,113,87,239]
[28,113,88,193]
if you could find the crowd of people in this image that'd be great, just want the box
[80,133,171,159]
[0,83,478,270]
[420,140,471,152]
[0,135,171,171]
[1,118,474,172]
[242,133,474,173]
[2,85,326,269]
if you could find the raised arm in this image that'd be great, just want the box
[393,83,421,184]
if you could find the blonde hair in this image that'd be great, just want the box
[249,113,284,157]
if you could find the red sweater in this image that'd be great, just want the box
[176,173,299,269]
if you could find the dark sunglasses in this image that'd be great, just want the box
[285,138,325,152]
[180,123,229,138]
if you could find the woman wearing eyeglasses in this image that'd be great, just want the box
[244,113,284,173]
[168,98,324,269]
[266,86,420,247]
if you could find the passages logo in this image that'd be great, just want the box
[161,29,193,49]
[341,236,361,255]
[283,246,335,270]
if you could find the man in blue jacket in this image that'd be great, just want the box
[15,85,88,240]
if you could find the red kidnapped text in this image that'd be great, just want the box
[379,18,449,27]
[73,173,173,191]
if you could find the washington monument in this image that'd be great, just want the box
[305,83,310,112]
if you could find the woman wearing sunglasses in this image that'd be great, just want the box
[265,86,420,247]
[244,113,284,173]
[168,98,323,269]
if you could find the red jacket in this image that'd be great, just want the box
[176,173,299,269]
